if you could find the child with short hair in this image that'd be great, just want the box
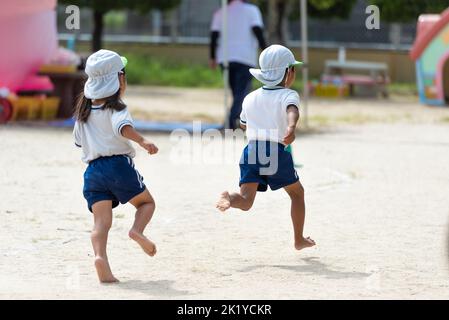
[73,49,158,283]
[216,45,315,250]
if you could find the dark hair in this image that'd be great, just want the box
[276,66,296,87]
[73,90,127,122]
[74,70,127,122]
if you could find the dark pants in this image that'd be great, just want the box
[222,62,253,129]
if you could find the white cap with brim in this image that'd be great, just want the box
[84,49,128,100]
[249,44,303,87]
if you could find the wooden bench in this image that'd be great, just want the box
[323,60,390,98]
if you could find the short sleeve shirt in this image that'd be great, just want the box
[73,105,136,163]
[210,0,264,67]
[240,87,300,143]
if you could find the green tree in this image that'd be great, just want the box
[370,0,449,23]
[254,0,357,44]
[60,0,181,52]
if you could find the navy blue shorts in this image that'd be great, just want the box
[83,155,146,212]
[239,141,299,192]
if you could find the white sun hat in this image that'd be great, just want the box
[249,44,303,87]
[84,49,128,100]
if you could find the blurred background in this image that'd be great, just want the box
[57,0,418,87]
[2,0,449,124]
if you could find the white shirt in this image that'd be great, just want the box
[240,86,300,144]
[211,0,264,67]
[73,105,136,163]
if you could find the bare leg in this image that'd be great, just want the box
[284,182,316,250]
[216,183,258,212]
[128,189,157,257]
[91,200,119,283]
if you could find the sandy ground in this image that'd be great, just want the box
[1,86,449,299]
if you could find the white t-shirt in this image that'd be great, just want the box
[210,0,264,67]
[73,105,136,163]
[240,86,300,144]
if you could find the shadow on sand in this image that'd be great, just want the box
[117,279,192,297]
[239,257,370,280]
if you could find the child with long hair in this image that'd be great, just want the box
[73,50,158,283]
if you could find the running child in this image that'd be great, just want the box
[216,45,315,251]
[73,50,158,283]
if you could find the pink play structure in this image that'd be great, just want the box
[410,8,449,106]
[0,0,58,92]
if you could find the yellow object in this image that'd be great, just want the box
[27,97,42,120]
[10,96,60,121]
[312,83,349,98]
[41,97,60,120]
[39,64,77,74]
[10,97,32,120]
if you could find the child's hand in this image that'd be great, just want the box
[282,125,296,145]
[139,140,158,155]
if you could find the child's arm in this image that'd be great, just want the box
[121,125,158,155]
[282,105,300,145]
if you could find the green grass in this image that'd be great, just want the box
[126,54,414,96]
[124,53,223,88]
[76,44,416,95]
[118,49,303,89]
[124,53,306,89]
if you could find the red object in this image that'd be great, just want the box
[0,97,13,123]
[410,8,449,61]
[17,75,54,93]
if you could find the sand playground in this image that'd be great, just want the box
[1,87,449,299]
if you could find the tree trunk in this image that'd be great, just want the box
[92,10,104,52]
[267,0,287,45]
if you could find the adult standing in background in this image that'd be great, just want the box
[210,0,267,129]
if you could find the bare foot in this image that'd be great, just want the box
[216,191,231,212]
[94,257,119,283]
[295,236,316,251]
[129,229,157,257]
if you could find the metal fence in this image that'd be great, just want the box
[57,0,417,50]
